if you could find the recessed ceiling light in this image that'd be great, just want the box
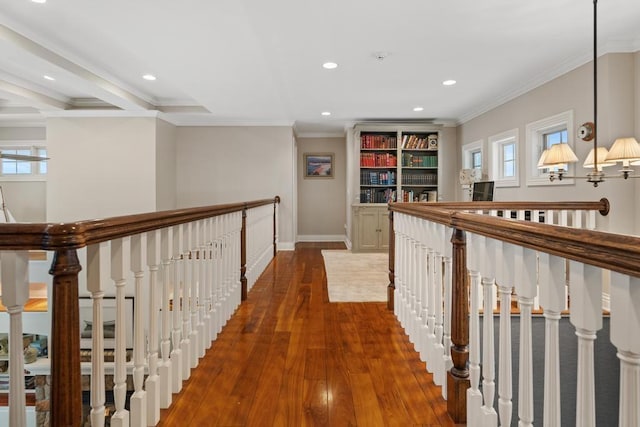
[43,75,55,81]
[142,74,157,81]
[322,62,338,70]
[443,79,457,86]
[413,107,424,112]
[31,0,46,3]
[321,111,331,116]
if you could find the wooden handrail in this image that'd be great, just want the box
[399,198,610,216]
[389,199,640,279]
[0,198,279,251]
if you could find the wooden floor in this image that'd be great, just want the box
[158,242,456,427]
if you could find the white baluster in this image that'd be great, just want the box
[442,230,453,399]
[159,228,173,408]
[214,217,224,335]
[569,262,602,427]
[538,253,564,427]
[110,238,130,426]
[467,269,482,424]
[86,244,106,427]
[515,248,537,427]
[418,226,429,364]
[129,236,147,427]
[433,228,447,387]
[610,272,640,427]
[179,223,192,380]
[411,222,422,355]
[407,231,420,348]
[233,212,242,309]
[393,215,402,317]
[145,230,161,424]
[197,220,207,357]
[203,218,213,348]
[1,251,29,427]
[207,218,217,341]
[586,211,596,230]
[171,226,183,393]
[573,209,583,229]
[497,244,517,427]
[481,276,498,426]
[188,222,199,368]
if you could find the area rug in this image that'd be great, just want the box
[321,250,389,302]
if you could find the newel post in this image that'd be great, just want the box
[241,205,248,301]
[447,227,470,423]
[387,210,395,311]
[49,248,83,426]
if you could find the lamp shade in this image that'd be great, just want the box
[541,143,578,166]
[583,147,616,170]
[604,137,640,166]
[459,168,481,185]
[537,149,549,169]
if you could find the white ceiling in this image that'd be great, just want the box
[0,0,639,135]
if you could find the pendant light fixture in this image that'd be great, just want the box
[539,0,640,187]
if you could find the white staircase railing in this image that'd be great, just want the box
[389,199,640,426]
[0,197,280,426]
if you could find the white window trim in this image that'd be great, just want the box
[461,139,484,172]
[489,128,519,188]
[525,110,575,186]
[0,140,47,182]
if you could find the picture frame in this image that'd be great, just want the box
[304,153,334,178]
[79,297,134,350]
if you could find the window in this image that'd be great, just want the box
[502,142,515,177]
[462,139,484,173]
[489,129,519,187]
[471,150,482,171]
[526,110,574,186]
[0,144,47,180]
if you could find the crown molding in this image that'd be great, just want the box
[458,46,640,125]
[295,132,346,139]
[43,110,161,119]
[160,113,294,127]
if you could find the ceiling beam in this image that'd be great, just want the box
[0,24,154,111]
[0,80,67,110]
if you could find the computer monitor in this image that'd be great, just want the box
[472,181,494,201]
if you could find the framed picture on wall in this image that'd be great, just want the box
[79,297,134,350]
[304,153,334,178]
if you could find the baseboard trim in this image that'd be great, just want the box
[297,234,346,242]
[277,241,295,251]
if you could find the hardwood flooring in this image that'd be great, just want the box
[158,242,456,427]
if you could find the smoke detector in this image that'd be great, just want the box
[372,51,389,61]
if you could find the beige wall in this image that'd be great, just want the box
[438,126,458,201]
[297,137,346,240]
[175,126,296,248]
[46,116,158,222]
[155,119,177,211]
[457,52,638,233]
[0,127,47,222]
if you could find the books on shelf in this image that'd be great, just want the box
[401,153,438,167]
[360,188,396,203]
[401,134,438,150]
[360,170,396,186]
[360,134,397,149]
[360,152,397,167]
[401,172,437,186]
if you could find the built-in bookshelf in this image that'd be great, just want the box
[358,128,439,204]
[359,131,398,203]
